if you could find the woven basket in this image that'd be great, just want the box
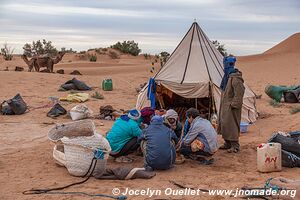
[53,142,66,166]
[48,119,95,142]
[61,133,111,177]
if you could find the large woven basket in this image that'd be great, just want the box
[48,119,95,142]
[61,133,111,177]
[53,142,66,166]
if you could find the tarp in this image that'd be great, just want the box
[136,22,258,123]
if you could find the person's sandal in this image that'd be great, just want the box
[198,158,214,165]
[227,147,239,153]
[219,143,231,150]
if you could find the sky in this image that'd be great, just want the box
[0,0,299,55]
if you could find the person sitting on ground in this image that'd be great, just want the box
[139,115,179,170]
[106,109,142,162]
[179,108,218,165]
[140,107,155,126]
[163,109,183,138]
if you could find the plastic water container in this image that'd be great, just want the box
[102,79,113,91]
[257,143,282,173]
[240,122,249,133]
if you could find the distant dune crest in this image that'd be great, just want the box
[264,32,300,55]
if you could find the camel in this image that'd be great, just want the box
[21,51,65,72]
[21,55,37,72]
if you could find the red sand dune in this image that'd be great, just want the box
[264,33,300,55]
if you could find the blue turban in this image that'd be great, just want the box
[220,56,236,91]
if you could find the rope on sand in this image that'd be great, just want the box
[23,157,127,200]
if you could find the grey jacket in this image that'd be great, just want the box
[183,116,218,154]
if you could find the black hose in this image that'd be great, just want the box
[23,158,97,195]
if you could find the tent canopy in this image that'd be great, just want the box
[136,22,258,123]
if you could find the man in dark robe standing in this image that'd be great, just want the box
[218,56,245,153]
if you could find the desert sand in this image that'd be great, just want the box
[0,34,299,200]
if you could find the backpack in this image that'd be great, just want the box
[0,94,27,115]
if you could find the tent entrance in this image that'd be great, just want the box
[156,84,215,121]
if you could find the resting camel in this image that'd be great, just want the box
[21,51,65,72]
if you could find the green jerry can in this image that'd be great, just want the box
[102,79,113,91]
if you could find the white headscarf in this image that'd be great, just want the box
[164,109,178,120]
[164,109,178,130]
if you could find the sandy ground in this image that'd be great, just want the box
[0,37,299,200]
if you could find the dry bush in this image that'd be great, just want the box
[108,51,120,59]
[89,54,97,62]
[1,43,14,60]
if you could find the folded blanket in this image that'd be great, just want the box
[60,93,89,103]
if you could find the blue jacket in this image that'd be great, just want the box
[139,120,178,170]
[106,118,142,153]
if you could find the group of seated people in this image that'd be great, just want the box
[106,107,218,171]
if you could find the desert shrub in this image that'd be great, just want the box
[290,106,300,114]
[143,53,151,59]
[79,50,86,54]
[89,54,97,62]
[1,43,14,60]
[269,99,281,108]
[102,48,108,52]
[61,47,76,53]
[95,48,102,54]
[212,40,228,56]
[108,51,120,59]
[111,40,141,56]
[95,48,106,54]
[159,51,170,67]
[23,39,58,57]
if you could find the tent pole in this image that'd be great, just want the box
[195,98,198,110]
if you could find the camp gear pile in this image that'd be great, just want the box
[59,78,91,91]
[268,131,300,168]
[265,85,300,103]
[47,103,67,118]
[0,94,27,115]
